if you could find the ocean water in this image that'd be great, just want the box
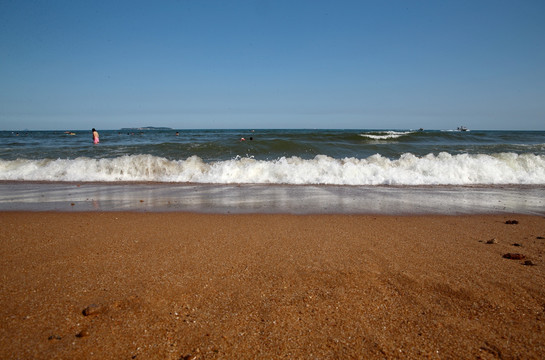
[1,129,544,185]
[1,128,544,214]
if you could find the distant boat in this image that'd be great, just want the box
[457,126,468,131]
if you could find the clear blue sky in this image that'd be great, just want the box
[1,0,544,130]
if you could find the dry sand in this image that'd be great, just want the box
[1,212,544,359]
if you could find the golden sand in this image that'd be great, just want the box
[1,212,544,359]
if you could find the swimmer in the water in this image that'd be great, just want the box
[92,128,99,144]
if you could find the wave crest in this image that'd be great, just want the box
[359,131,415,140]
[1,153,544,185]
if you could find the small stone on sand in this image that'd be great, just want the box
[82,304,104,316]
[503,253,525,260]
[75,329,90,338]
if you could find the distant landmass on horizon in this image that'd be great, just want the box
[120,126,172,131]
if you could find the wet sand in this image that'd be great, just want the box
[1,182,544,214]
[1,212,545,359]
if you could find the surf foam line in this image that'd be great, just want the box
[1,152,544,185]
[359,130,415,140]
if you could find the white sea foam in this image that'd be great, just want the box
[359,131,414,140]
[1,153,544,185]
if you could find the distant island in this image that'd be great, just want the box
[120,126,172,131]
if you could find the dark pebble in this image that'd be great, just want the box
[512,243,522,247]
[523,260,536,266]
[505,220,519,224]
[486,239,498,244]
[537,236,545,240]
[75,329,90,338]
[82,304,103,316]
[503,253,525,260]
[48,335,62,341]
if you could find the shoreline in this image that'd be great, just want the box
[1,182,544,215]
[1,211,544,358]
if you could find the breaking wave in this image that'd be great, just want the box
[1,152,544,185]
[359,131,415,140]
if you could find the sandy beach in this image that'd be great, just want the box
[1,211,544,359]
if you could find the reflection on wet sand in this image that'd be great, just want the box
[0,182,543,215]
